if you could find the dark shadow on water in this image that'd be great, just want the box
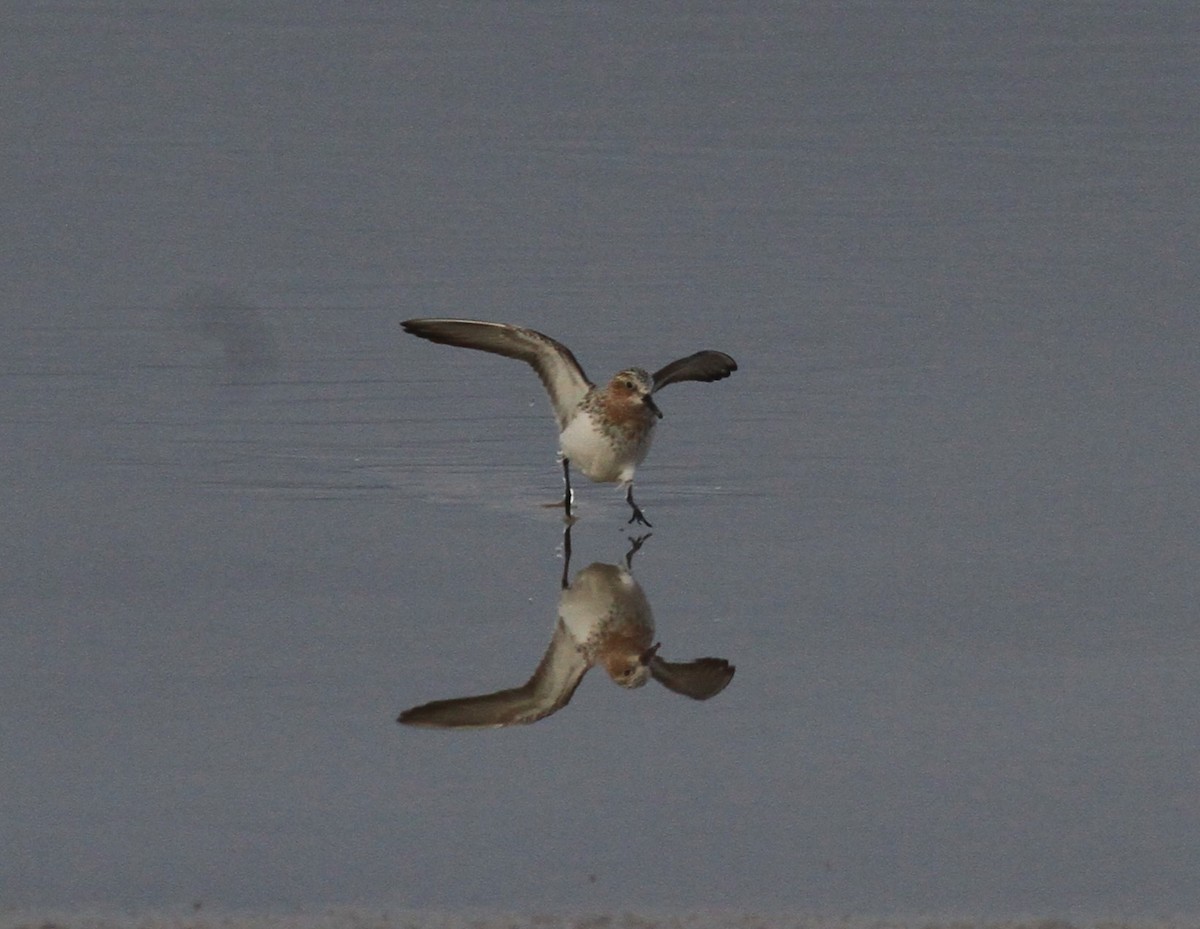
[173,283,280,384]
[398,525,735,729]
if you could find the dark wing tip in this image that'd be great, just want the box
[400,319,428,339]
[396,701,506,730]
[705,352,737,382]
[401,318,441,337]
[651,350,739,391]
[649,656,736,700]
[704,351,738,377]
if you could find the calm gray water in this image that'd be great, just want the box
[3,1,1199,921]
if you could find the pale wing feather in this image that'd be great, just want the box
[397,621,589,729]
[651,351,738,392]
[648,656,736,700]
[402,318,593,430]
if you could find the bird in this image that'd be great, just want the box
[397,532,735,729]
[401,318,737,526]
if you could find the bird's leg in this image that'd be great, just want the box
[624,532,651,569]
[626,484,652,527]
[561,520,573,589]
[561,457,574,520]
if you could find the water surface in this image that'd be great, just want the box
[2,1,1198,920]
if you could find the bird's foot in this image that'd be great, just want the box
[624,533,652,568]
[626,505,652,528]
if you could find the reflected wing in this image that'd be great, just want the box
[398,621,589,729]
[648,656,736,700]
[650,351,738,392]
[402,318,593,430]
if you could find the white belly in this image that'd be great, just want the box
[559,563,654,646]
[559,411,653,484]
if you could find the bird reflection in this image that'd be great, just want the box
[398,528,735,729]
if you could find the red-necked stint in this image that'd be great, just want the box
[398,534,735,729]
[401,318,737,525]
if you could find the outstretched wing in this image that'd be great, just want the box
[398,621,589,729]
[651,351,738,392]
[402,318,593,430]
[648,655,736,700]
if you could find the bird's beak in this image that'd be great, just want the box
[643,394,663,419]
[640,642,662,664]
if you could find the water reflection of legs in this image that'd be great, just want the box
[560,520,652,589]
[560,518,572,589]
[624,532,651,569]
